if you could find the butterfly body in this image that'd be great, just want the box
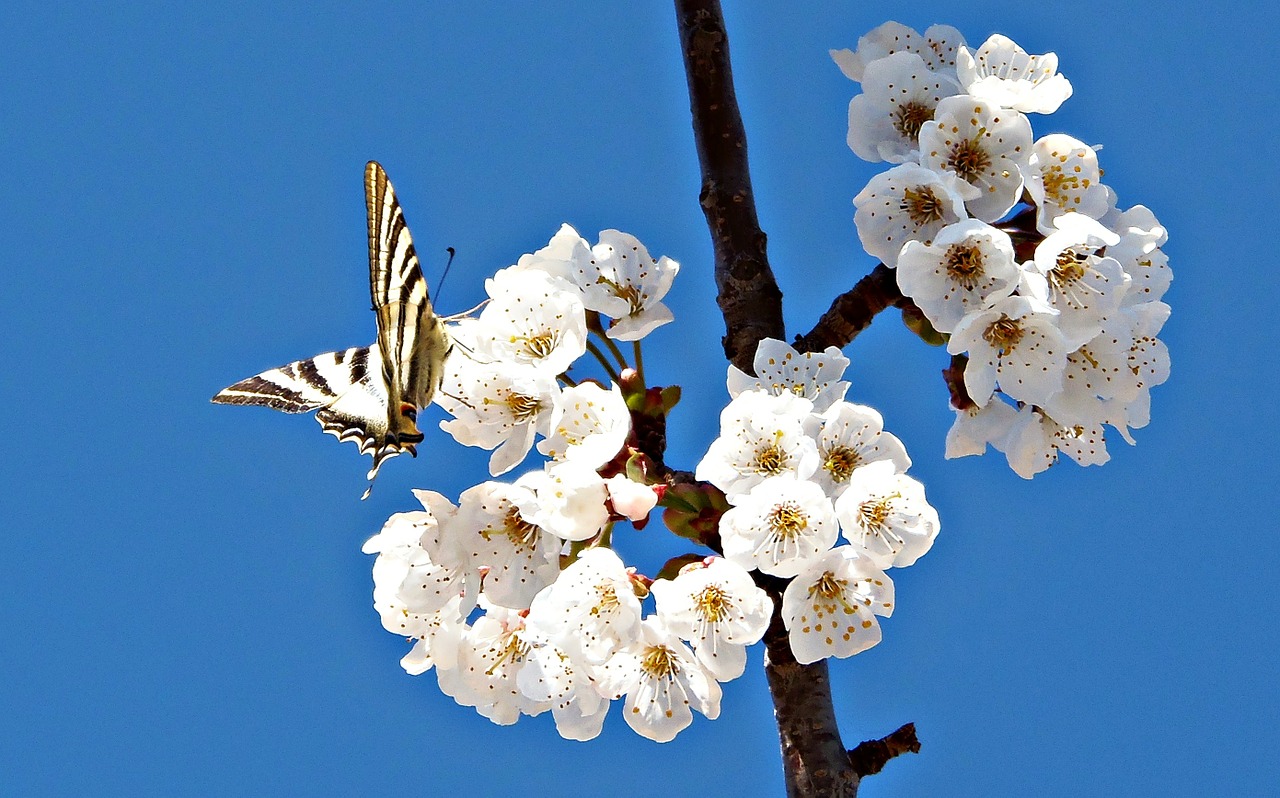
[213,162,450,498]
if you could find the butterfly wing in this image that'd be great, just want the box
[212,346,370,413]
[212,346,414,498]
[364,161,452,449]
[212,163,448,500]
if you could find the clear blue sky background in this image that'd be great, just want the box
[3,2,1276,796]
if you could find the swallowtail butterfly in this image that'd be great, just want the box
[213,162,452,499]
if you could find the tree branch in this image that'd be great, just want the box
[758,575,860,798]
[792,264,905,353]
[848,723,921,777]
[674,5,916,795]
[674,0,783,374]
[943,353,975,411]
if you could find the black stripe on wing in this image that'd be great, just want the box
[211,347,368,412]
[365,161,427,318]
[312,350,416,500]
[365,161,432,417]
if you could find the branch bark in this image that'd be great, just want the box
[674,5,922,794]
[849,723,921,777]
[793,263,905,353]
[674,0,783,374]
[674,2,856,795]
[761,586,860,797]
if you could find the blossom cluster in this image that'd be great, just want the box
[361,20,1171,748]
[366,225,774,743]
[834,22,1171,477]
[696,339,932,664]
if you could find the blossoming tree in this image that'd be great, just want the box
[245,5,1172,797]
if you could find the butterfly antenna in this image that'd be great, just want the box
[433,247,457,304]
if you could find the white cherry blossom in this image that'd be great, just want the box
[513,462,610,543]
[604,475,659,522]
[895,218,1020,333]
[854,163,970,267]
[1026,134,1109,234]
[919,95,1033,222]
[831,21,966,82]
[454,606,550,726]
[596,616,721,743]
[1124,302,1171,398]
[537,381,630,468]
[944,397,1018,458]
[1040,315,1138,429]
[437,359,561,476]
[805,401,911,499]
[363,490,477,619]
[573,230,680,341]
[1001,405,1109,478]
[1105,205,1171,307]
[471,268,588,376]
[516,641,609,741]
[363,491,476,672]
[782,547,894,665]
[509,223,594,287]
[454,481,563,610]
[847,51,961,164]
[727,338,850,411]
[524,547,643,665]
[833,461,939,569]
[719,476,839,578]
[948,294,1068,407]
[957,34,1073,114]
[1023,212,1129,350]
[650,558,772,681]
[395,597,468,676]
[1106,301,1170,441]
[695,390,819,501]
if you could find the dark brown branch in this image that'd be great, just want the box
[793,263,905,354]
[675,0,783,374]
[943,354,976,411]
[848,723,921,777]
[757,573,859,798]
[674,5,914,796]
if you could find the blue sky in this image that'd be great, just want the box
[3,2,1277,795]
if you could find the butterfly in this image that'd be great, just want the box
[213,161,452,499]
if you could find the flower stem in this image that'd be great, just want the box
[599,328,629,370]
[632,339,646,385]
[586,340,623,384]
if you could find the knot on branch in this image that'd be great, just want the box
[847,722,921,777]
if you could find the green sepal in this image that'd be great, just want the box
[659,385,681,414]
[660,482,729,546]
[624,450,654,484]
[901,304,948,346]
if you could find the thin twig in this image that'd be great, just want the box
[848,723,921,777]
[943,354,975,410]
[600,328,629,370]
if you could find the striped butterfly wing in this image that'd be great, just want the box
[211,347,369,414]
[364,161,451,451]
[213,162,447,500]
[212,346,415,497]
